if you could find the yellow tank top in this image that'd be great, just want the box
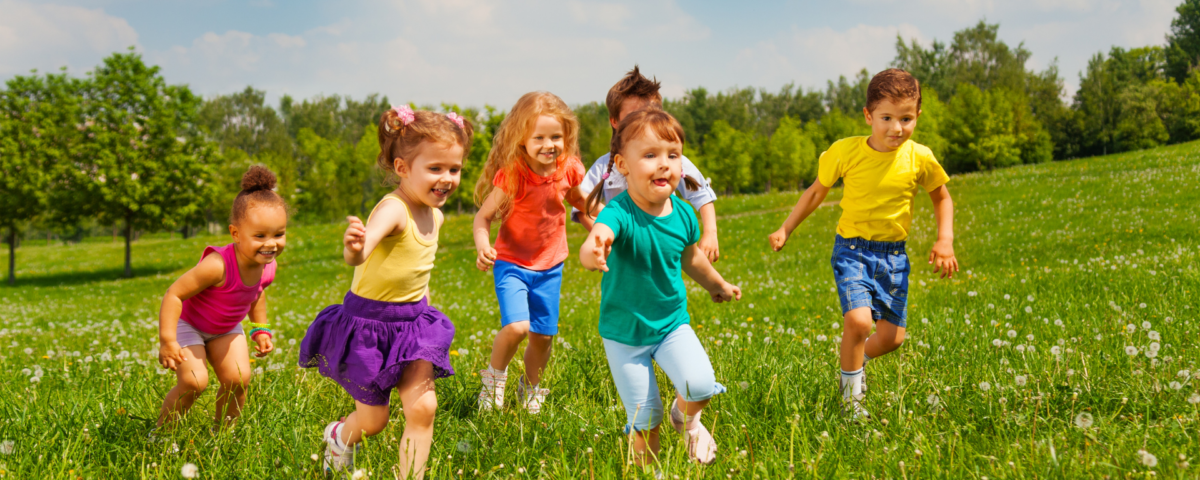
[350,194,439,303]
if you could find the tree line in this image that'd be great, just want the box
[4,3,1200,283]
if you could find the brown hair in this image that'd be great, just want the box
[585,107,698,214]
[474,92,579,220]
[230,165,287,224]
[866,68,922,113]
[377,107,475,185]
[605,65,663,123]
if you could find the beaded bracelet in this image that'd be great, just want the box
[247,322,273,339]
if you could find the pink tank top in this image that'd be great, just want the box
[180,244,276,334]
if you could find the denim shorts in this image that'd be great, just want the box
[493,260,564,336]
[831,235,909,328]
[602,324,726,433]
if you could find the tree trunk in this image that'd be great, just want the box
[124,214,133,278]
[764,178,772,194]
[7,226,15,286]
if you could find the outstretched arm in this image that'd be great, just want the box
[344,199,407,266]
[769,180,831,252]
[681,244,741,303]
[928,184,958,278]
[158,254,224,370]
[580,224,615,272]
[473,190,504,271]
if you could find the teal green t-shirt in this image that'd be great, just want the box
[595,192,701,346]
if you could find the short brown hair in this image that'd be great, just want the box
[866,68,921,113]
[605,65,663,122]
[377,107,475,185]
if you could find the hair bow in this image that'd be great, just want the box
[446,112,465,129]
[391,105,415,127]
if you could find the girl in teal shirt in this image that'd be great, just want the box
[581,107,741,467]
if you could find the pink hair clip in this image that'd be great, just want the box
[602,172,610,180]
[446,112,465,129]
[391,105,415,126]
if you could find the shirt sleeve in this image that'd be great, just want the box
[565,157,586,188]
[677,155,717,209]
[595,197,626,239]
[572,156,609,223]
[816,142,844,188]
[916,148,950,192]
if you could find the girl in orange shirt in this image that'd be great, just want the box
[473,92,594,414]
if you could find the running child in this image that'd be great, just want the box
[581,107,740,466]
[473,92,592,414]
[573,66,722,263]
[157,166,284,428]
[768,69,959,420]
[298,106,472,478]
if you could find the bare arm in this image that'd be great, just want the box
[681,244,741,303]
[696,202,719,263]
[344,199,407,266]
[580,223,615,272]
[246,290,274,357]
[927,184,959,278]
[158,254,225,370]
[473,190,504,271]
[769,180,832,252]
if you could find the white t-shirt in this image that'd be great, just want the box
[571,153,717,222]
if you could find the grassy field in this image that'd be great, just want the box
[1,141,1198,479]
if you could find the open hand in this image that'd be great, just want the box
[710,282,742,303]
[929,239,959,279]
[344,216,366,253]
[251,332,274,357]
[587,234,613,272]
[768,228,789,252]
[698,233,720,263]
[158,340,186,371]
[476,245,498,271]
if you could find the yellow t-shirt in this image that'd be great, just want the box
[817,137,949,242]
[350,194,440,303]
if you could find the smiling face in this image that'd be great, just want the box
[613,125,683,206]
[863,97,920,152]
[397,141,464,208]
[229,205,287,265]
[522,115,565,173]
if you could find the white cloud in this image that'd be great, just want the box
[0,0,138,76]
[733,23,925,91]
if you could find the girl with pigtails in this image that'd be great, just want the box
[298,105,473,478]
[580,106,740,469]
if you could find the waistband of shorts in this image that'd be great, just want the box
[834,235,906,253]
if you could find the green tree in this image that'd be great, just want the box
[698,120,757,195]
[574,101,611,163]
[943,84,1021,172]
[0,70,83,284]
[1166,0,1200,82]
[824,69,871,115]
[910,88,950,160]
[67,51,215,277]
[764,116,817,191]
[1114,82,1170,151]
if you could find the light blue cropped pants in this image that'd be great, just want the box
[602,324,726,432]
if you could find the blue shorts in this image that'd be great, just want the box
[831,235,909,328]
[602,325,726,433]
[493,260,564,336]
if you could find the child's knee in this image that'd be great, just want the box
[677,375,717,403]
[178,372,209,395]
[527,332,553,346]
[843,315,873,336]
[404,395,438,427]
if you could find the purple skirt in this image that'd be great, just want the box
[298,292,455,406]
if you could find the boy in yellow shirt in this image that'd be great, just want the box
[768,68,959,420]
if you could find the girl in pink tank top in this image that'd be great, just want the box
[155,166,288,429]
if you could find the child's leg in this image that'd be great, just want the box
[864,321,905,359]
[653,325,719,463]
[395,360,438,480]
[489,260,533,372]
[338,402,391,447]
[840,306,874,372]
[488,321,530,371]
[207,333,252,426]
[522,262,563,386]
[522,332,553,385]
[601,339,661,466]
[158,345,209,426]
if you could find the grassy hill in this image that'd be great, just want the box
[0,141,1197,478]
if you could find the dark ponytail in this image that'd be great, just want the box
[230,165,287,224]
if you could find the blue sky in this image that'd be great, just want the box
[0,0,1181,108]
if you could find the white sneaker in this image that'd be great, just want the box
[322,420,355,472]
[517,378,549,414]
[668,399,717,464]
[478,369,507,411]
[839,377,870,422]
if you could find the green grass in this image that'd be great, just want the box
[1,141,1199,479]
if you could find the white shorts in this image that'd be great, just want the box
[176,319,243,348]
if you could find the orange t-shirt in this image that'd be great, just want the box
[493,156,585,271]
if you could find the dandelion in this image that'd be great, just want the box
[968,291,977,297]
[738,381,750,390]
[1139,303,1148,310]
[20,368,30,376]
[457,441,472,453]
[1126,324,1137,333]
[22,348,32,355]
[1016,345,1026,353]
[1149,342,1160,352]
[1007,330,1017,339]
[1027,295,1035,302]
[926,394,940,407]
[1148,331,1161,341]
[979,381,991,391]
[1074,412,1094,428]
[1125,346,1138,356]
[0,440,13,455]
[1170,381,1182,390]
[1139,450,1158,468]
[1026,334,1035,342]
[1024,306,1033,313]
[181,463,198,478]
[992,339,1002,347]
[999,397,1007,404]
[1015,375,1027,387]
[1050,346,1062,356]
[1188,393,1200,405]
[1054,319,1064,327]
[1145,350,1158,359]
[352,469,367,480]
[1178,370,1191,378]
[1004,294,1011,300]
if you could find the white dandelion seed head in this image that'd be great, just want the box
[1126,324,1137,333]
[1026,334,1035,342]
[1139,450,1158,468]
[1094,334,1102,341]
[979,381,991,391]
[1188,393,1200,405]
[181,463,199,478]
[1024,306,1033,314]
[311,453,319,462]
[1145,350,1158,359]
[1004,294,1011,300]
[352,469,367,480]
[22,348,32,355]
[738,381,750,390]
[0,439,13,455]
[1016,345,1027,353]
[1170,381,1183,390]
[992,339,1002,347]
[926,394,940,407]
[1139,303,1148,309]
[1067,369,1075,376]
[1142,322,1152,330]
[1149,342,1160,352]
[1015,375,1027,387]
[1074,412,1094,428]
[1007,330,1017,339]
[1027,295,1035,302]
[1125,346,1138,356]
[1178,370,1191,378]
[1148,331,1161,341]
[1051,346,1062,356]
[999,397,1007,404]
